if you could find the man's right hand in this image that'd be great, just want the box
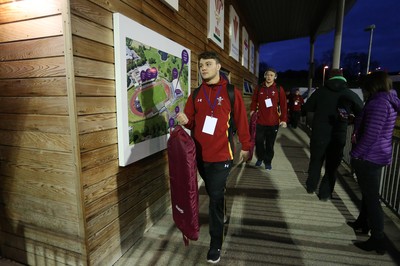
[176,113,189,125]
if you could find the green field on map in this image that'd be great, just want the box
[125,38,189,144]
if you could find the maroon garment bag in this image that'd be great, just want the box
[247,112,257,161]
[167,125,199,245]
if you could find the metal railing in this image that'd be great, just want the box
[380,138,400,217]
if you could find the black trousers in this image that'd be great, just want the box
[197,160,232,249]
[306,138,345,197]
[351,158,384,239]
[255,124,279,164]
[290,111,301,128]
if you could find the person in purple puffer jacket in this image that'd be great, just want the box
[348,71,400,255]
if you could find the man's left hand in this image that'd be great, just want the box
[240,150,250,162]
[280,121,287,128]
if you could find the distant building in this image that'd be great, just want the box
[126,47,140,60]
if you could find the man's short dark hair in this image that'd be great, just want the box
[264,68,277,76]
[198,51,220,64]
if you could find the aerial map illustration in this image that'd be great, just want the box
[125,38,189,145]
[114,13,191,166]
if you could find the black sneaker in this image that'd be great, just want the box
[318,194,331,201]
[224,214,228,224]
[347,221,370,234]
[306,187,315,194]
[207,248,221,264]
[255,160,262,167]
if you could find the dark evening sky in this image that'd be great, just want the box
[259,0,400,73]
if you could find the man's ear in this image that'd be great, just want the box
[216,63,221,71]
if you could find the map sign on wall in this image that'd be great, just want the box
[114,13,191,166]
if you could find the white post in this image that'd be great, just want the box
[365,24,376,74]
[322,66,329,86]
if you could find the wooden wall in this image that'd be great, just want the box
[0,0,259,265]
[0,0,87,265]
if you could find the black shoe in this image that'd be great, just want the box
[224,214,229,224]
[207,248,221,263]
[318,194,331,201]
[306,187,315,194]
[354,237,386,255]
[347,221,370,234]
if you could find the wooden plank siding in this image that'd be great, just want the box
[0,0,86,265]
[0,0,259,265]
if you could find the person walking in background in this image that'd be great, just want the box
[301,69,364,200]
[289,88,304,128]
[285,90,292,126]
[348,71,400,255]
[176,51,250,264]
[249,68,287,170]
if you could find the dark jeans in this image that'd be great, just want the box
[306,138,345,197]
[255,124,279,164]
[351,158,384,239]
[197,160,232,249]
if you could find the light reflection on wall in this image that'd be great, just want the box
[10,0,54,12]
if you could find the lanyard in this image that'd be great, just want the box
[202,85,222,116]
[263,85,273,98]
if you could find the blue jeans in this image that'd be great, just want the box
[351,158,384,239]
[197,160,232,249]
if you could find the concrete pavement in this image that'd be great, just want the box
[114,127,400,265]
